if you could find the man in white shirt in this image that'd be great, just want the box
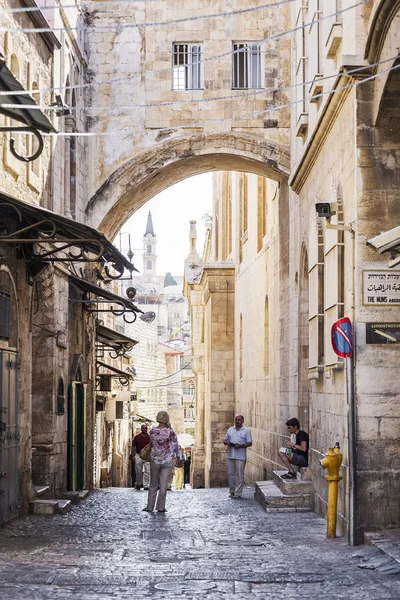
[223,415,252,498]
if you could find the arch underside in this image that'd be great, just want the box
[369,2,400,126]
[87,133,290,239]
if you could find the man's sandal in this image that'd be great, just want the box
[281,472,296,479]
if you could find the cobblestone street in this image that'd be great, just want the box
[0,487,399,599]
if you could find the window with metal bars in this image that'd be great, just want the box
[232,43,263,89]
[0,292,11,338]
[172,43,203,90]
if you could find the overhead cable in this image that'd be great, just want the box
[2,56,396,114]
[0,0,368,97]
[0,0,297,33]
[25,61,400,137]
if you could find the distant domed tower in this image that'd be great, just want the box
[142,211,158,287]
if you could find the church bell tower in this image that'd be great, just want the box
[142,211,158,288]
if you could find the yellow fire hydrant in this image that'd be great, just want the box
[320,443,343,538]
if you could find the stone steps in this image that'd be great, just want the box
[255,472,313,513]
[33,485,51,499]
[30,499,72,516]
[272,470,313,495]
[30,488,90,516]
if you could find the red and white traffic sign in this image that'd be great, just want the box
[331,317,353,358]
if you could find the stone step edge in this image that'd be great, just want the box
[255,481,312,499]
[33,485,50,497]
[266,507,313,513]
[365,531,400,566]
[30,499,72,515]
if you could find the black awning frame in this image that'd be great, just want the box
[96,323,138,359]
[70,274,143,323]
[96,360,133,387]
[0,57,56,163]
[0,193,136,279]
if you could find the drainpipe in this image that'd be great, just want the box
[347,348,356,545]
[348,227,357,546]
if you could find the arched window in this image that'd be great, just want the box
[147,260,152,270]
[263,296,269,376]
[57,377,65,414]
[239,313,243,380]
[147,245,152,254]
[6,55,22,168]
[299,246,309,430]
[69,90,77,218]
[30,82,40,178]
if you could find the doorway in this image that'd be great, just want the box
[0,349,19,525]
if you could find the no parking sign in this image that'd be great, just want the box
[331,317,353,358]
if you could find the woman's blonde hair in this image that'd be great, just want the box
[156,410,170,425]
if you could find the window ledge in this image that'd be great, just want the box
[325,23,343,60]
[295,113,309,138]
[308,365,324,380]
[325,361,344,371]
[309,74,323,103]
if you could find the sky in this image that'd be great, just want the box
[117,173,213,277]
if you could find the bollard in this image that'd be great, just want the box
[319,443,343,538]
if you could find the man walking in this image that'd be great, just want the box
[132,424,150,490]
[278,417,309,479]
[223,415,252,498]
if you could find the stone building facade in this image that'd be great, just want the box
[185,1,400,541]
[0,1,93,523]
[289,0,400,541]
[1,0,399,543]
[0,1,137,523]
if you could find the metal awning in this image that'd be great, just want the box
[0,192,137,279]
[96,323,138,359]
[0,57,56,162]
[70,274,142,323]
[96,360,133,387]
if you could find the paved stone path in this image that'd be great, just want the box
[0,486,399,599]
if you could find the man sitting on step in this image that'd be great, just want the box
[278,418,309,479]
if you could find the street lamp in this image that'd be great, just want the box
[138,310,156,323]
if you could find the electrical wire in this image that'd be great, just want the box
[0,0,297,34]
[21,61,399,138]
[3,55,396,113]
[1,0,161,12]
[0,0,369,97]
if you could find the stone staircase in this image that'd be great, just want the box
[255,470,313,513]
[30,486,90,516]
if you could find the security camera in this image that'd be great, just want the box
[51,94,71,117]
[315,202,337,219]
[126,287,137,300]
[366,225,400,254]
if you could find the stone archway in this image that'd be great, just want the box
[86,132,290,237]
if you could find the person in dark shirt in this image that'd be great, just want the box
[278,418,309,479]
[132,424,150,490]
[184,451,191,485]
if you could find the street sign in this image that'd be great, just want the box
[362,270,400,306]
[366,323,400,344]
[331,317,353,358]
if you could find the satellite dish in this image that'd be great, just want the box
[126,287,137,299]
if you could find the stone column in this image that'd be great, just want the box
[201,266,235,488]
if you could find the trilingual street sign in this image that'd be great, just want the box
[362,270,400,306]
[366,323,400,344]
[332,317,353,358]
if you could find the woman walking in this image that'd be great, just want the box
[143,411,182,513]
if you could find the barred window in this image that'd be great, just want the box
[173,43,203,90]
[232,43,263,89]
[0,292,11,339]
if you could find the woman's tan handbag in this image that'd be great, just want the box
[139,443,151,462]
